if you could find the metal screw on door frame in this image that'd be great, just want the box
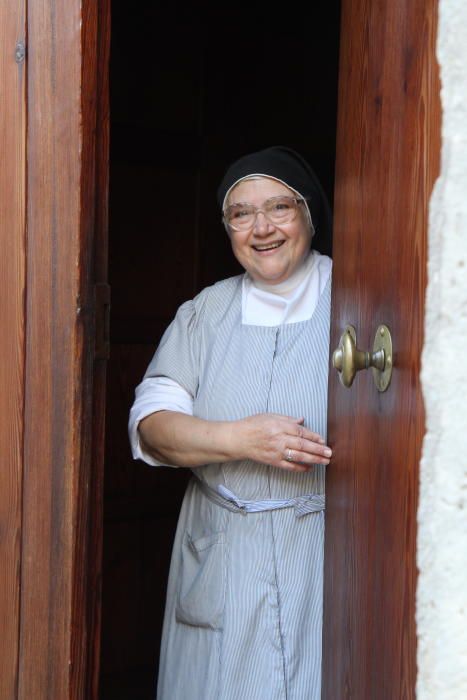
[15,41,26,64]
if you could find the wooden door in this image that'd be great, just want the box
[0,0,109,697]
[322,1,440,698]
[0,2,26,697]
[21,1,110,695]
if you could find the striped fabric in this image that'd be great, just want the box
[197,478,326,518]
[143,270,331,700]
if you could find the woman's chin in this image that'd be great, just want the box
[251,266,291,285]
[247,250,309,286]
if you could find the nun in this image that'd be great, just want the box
[129,146,333,700]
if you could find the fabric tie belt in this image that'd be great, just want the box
[195,478,325,518]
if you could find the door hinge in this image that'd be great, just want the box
[94,283,111,360]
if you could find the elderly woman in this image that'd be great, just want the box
[129,146,333,700]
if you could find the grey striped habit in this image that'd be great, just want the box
[142,272,331,700]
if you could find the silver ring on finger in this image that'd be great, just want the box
[285,448,293,462]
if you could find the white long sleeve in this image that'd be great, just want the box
[128,376,193,466]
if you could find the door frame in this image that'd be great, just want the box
[0,1,26,697]
[14,0,109,697]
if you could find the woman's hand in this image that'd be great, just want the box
[138,411,331,471]
[236,413,332,473]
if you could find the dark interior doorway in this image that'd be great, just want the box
[100,4,341,698]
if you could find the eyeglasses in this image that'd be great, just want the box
[223,195,305,232]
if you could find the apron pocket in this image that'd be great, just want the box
[176,530,226,630]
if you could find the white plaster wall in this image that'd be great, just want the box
[417,1,467,698]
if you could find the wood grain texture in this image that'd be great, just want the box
[18,0,103,697]
[322,1,441,698]
[0,2,26,697]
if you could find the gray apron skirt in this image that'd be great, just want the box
[144,273,331,700]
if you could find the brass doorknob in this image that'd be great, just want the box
[332,325,393,391]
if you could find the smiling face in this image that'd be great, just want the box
[225,177,312,285]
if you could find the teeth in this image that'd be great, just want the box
[254,241,284,251]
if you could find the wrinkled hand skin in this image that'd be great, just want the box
[237,413,332,473]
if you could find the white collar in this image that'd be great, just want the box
[242,250,332,326]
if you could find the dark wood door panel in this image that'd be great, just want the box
[323,1,441,698]
[0,1,26,697]
[18,0,110,697]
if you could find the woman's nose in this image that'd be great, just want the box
[253,211,274,235]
